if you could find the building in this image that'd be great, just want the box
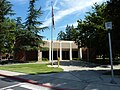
[38,40,82,62]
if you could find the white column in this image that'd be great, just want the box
[78,48,82,59]
[60,41,62,61]
[38,50,42,62]
[49,41,51,62]
[80,48,82,59]
[70,42,72,60]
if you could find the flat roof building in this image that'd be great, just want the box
[38,40,82,62]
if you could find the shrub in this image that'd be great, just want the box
[42,58,48,61]
[72,58,81,61]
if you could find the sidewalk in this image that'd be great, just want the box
[0,61,120,90]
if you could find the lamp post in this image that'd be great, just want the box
[105,22,116,84]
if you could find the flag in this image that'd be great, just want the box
[52,6,55,28]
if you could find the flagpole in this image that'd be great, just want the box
[51,27,53,66]
[51,2,54,66]
[51,24,54,66]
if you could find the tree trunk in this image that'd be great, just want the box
[24,51,26,61]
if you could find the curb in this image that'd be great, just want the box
[0,74,74,90]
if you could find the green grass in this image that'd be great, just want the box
[0,64,63,74]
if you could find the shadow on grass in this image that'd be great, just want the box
[28,71,63,75]
[0,60,26,65]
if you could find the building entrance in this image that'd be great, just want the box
[62,51,70,60]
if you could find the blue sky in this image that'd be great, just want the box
[9,0,108,40]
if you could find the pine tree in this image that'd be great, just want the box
[16,0,46,61]
[0,0,15,60]
[24,0,46,50]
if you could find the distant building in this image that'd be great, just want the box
[14,40,83,62]
[38,40,82,62]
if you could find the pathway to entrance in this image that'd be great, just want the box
[48,60,120,90]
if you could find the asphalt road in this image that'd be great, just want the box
[0,76,53,90]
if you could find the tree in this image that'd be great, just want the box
[25,0,45,33]
[76,3,108,60]
[57,31,66,40]
[24,0,46,49]
[0,0,15,59]
[15,0,46,61]
[0,0,14,22]
[57,25,76,41]
[105,0,120,58]
[57,2,109,60]
[16,17,24,31]
[2,18,16,54]
[75,20,88,48]
[65,25,76,41]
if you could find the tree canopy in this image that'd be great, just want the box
[57,2,112,60]
[57,25,76,41]
[105,0,120,55]
[0,0,46,61]
[0,0,15,59]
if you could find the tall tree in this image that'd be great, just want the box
[105,0,120,57]
[25,0,44,33]
[2,18,16,54]
[0,0,15,59]
[16,17,24,31]
[65,25,76,41]
[0,0,14,22]
[24,0,46,49]
[57,25,76,41]
[57,31,66,40]
[16,0,46,61]
[76,3,108,60]
[14,17,24,52]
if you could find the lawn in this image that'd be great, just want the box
[0,63,63,74]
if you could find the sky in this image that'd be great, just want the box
[9,0,108,40]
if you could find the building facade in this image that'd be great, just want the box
[38,40,82,62]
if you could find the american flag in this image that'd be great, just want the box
[52,6,55,28]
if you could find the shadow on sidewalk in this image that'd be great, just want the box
[53,60,110,68]
[1,69,120,90]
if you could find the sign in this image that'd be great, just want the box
[105,22,112,29]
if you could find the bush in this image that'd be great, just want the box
[72,58,81,61]
[0,60,16,65]
[42,58,48,61]
[0,60,26,65]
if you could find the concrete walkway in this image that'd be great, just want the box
[0,60,120,90]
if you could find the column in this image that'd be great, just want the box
[70,42,72,60]
[49,41,51,62]
[60,41,62,61]
[80,48,82,59]
[78,48,82,59]
[38,50,42,62]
